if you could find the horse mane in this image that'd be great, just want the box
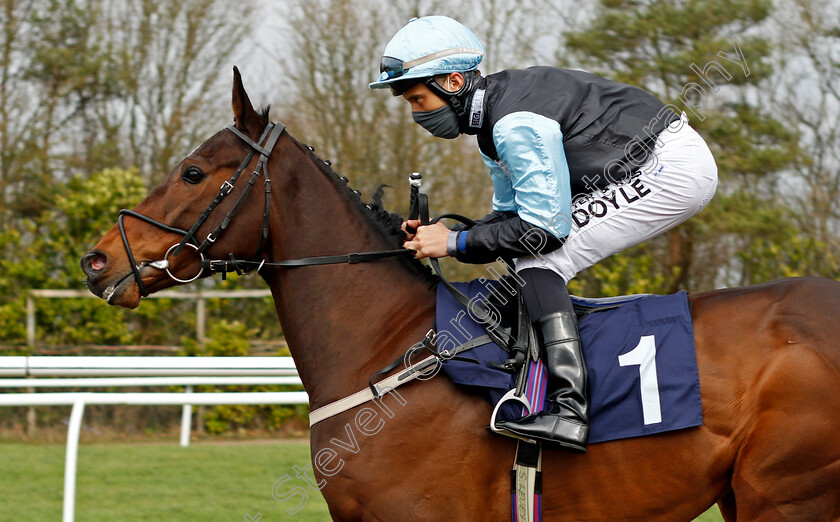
[305,146,438,287]
[262,108,437,287]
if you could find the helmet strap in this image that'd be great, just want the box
[424,70,478,118]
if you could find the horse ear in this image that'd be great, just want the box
[232,66,261,132]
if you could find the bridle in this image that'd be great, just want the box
[116,120,414,298]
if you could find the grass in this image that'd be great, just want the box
[0,439,330,521]
[0,439,723,521]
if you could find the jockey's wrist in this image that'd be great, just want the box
[447,230,460,257]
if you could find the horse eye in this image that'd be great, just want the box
[181,167,205,184]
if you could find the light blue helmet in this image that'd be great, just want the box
[369,16,484,93]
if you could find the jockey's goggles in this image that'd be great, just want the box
[378,47,484,80]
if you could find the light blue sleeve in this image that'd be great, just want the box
[479,150,517,212]
[491,111,572,238]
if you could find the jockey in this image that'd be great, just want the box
[370,16,718,452]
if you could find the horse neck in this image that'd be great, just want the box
[261,138,437,408]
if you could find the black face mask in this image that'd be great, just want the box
[412,105,460,139]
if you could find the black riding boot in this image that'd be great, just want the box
[496,311,589,452]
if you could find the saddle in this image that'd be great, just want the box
[448,275,644,376]
[434,277,700,438]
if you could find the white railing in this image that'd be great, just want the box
[0,355,298,376]
[0,356,308,522]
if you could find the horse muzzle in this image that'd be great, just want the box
[81,250,144,307]
[82,250,144,309]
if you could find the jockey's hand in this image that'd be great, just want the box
[401,220,420,242]
[403,222,450,259]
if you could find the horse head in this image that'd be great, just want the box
[81,67,286,309]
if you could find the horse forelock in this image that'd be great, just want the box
[257,105,271,121]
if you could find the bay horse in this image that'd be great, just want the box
[81,68,840,521]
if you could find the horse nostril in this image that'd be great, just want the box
[82,251,108,275]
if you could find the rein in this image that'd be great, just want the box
[115,120,415,296]
[410,188,519,353]
[201,248,415,277]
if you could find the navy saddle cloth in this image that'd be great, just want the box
[434,280,703,444]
